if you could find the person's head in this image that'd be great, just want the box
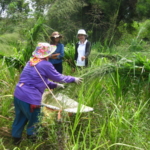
[50,31,62,44]
[77,29,87,42]
[32,42,56,60]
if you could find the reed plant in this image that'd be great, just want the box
[1,41,150,149]
[64,43,76,68]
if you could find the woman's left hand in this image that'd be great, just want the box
[81,56,86,61]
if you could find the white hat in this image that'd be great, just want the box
[77,29,87,36]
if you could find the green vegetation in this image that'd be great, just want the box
[1,0,150,149]
[1,41,150,149]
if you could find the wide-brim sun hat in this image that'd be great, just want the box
[32,42,56,58]
[50,31,62,38]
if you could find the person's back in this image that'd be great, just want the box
[12,42,83,145]
[14,60,75,105]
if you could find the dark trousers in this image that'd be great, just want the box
[12,97,40,138]
[53,62,63,74]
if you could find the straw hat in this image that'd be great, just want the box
[32,43,56,58]
[50,31,62,38]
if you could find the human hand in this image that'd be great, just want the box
[75,78,83,84]
[51,53,60,59]
[81,56,86,61]
[53,53,60,56]
[57,83,65,88]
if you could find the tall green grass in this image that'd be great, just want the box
[1,41,150,150]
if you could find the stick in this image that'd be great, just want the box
[0,115,10,120]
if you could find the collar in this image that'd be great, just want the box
[78,40,87,45]
[29,57,46,66]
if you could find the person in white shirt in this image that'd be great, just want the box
[74,29,91,67]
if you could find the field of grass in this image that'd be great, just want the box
[1,41,150,150]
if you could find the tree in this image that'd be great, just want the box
[80,0,138,44]
[6,0,30,21]
[0,0,12,16]
[136,0,150,19]
[45,0,84,43]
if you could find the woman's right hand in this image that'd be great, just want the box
[75,78,83,84]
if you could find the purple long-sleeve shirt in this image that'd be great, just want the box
[14,60,75,105]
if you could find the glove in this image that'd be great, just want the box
[30,104,40,113]
[75,78,83,84]
[56,83,65,89]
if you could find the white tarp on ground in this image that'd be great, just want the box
[42,92,93,113]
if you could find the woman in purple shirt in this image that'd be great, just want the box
[12,42,82,145]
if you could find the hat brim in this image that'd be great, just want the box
[51,35,62,38]
[32,45,56,58]
[76,34,88,38]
